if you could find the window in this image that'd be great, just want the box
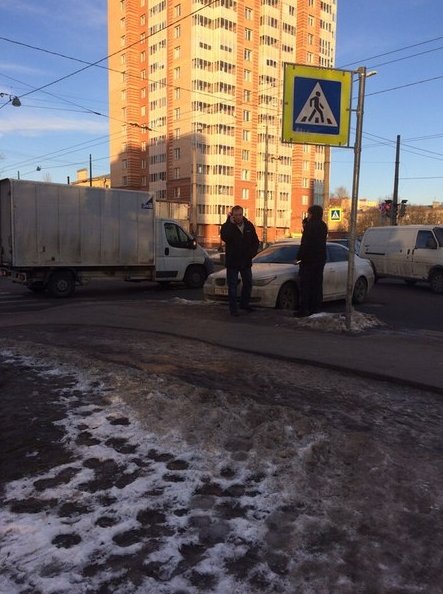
[327,245,348,263]
[242,188,249,200]
[164,222,190,248]
[174,107,180,120]
[242,149,250,160]
[174,128,180,139]
[174,4,181,16]
[174,67,180,80]
[174,147,181,160]
[174,167,180,179]
[244,70,251,82]
[243,130,251,141]
[416,230,437,249]
[245,28,252,41]
[174,25,181,38]
[244,90,251,102]
[174,46,181,59]
[241,169,250,180]
[243,110,251,122]
[175,87,181,99]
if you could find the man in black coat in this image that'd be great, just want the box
[220,205,260,316]
[295,204,328,317]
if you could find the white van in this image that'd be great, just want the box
[360,225,443,293]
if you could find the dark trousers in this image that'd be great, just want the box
[299,262,325,315]
[227,266,252,313]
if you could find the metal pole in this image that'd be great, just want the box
[263,122,269,246]
[391,134,400,226]
[89,154,92,187]
[191,133,197,236]
[345,67,367,331]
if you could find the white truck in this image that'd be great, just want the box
[0,178,213,297]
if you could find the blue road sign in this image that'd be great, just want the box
[293,78,341,135]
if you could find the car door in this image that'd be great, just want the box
[155,221,195,281]
[324,244,349,299]
[411,230,439,279]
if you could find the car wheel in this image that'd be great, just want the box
[429,270,443,294]
[276,282,298,310]
[184,265,206,289]
[352,276,368,304]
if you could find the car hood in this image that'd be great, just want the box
[207,262,298,281]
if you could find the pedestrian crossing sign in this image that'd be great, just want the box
[329,208,342,222]
[282,64,352,146]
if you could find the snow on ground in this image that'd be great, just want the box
[1,329,442,594]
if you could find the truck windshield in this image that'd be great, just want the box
[433,227,443,247]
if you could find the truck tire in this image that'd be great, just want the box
[184,265,206,289]
[47,270,76,298]
[276,282,298,310]
[429,270,443,294]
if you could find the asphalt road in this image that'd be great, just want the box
[0,276,441,333]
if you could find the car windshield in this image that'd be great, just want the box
[253,244,299,264]
[433,227,443,247]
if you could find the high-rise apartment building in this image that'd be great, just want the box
[108,0,336,246]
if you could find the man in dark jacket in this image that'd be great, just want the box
[220,205,260,316]
[295,204,328,317]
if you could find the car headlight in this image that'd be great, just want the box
[253,275,277,286]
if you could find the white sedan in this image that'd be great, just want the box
[203,241,374,310]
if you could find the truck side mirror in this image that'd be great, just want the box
[188,238,197,250]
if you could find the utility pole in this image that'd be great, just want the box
[89,154,93,187]
[391,134,400,226]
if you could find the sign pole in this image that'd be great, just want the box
[345,67,367,331]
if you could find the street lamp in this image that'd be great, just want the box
[0,92,21,107]
[345,67,376,331]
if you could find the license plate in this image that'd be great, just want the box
[214,287,228,296]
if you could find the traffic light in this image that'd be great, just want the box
[380,200,393,217]
[399,200,408,217]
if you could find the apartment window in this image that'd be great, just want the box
[308,15,314,26]
[308,33,314,45]
[242,188,249,200]
[174,148,180,160]
[244,70,251,82]
[141,106,146,116]
[140,14,145,25]
[289,5,295,15]
[175,87,181,99]
[120,35,125,47]
[243,130,250,141]
[174,67,181,80]
[141,69,146,79]
[244,48,252,61]
[121,89,126,101]
[242,149,250,160]
[307,52,314,64]
[141,87,146,98]
[174,167,180,179]
[241,169,250,180]
[120,17,125,28]
[140,51,146,63]
[174,46,181,59]
[173,187,181,198]
[243,90,251,102]
[245,28,252,41]
[122,159,128,169]
[243,110,251,122]
[174,107,180,120]
[245,7,253,19]
[174,25,181,38]
[174,4,181,16]
[120,0,125,12]
[174,128,180,139]
[302,195,309,205]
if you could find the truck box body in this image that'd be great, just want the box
[0,178,154,267]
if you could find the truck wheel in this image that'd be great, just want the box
[352,276,368,304]
[184,265,206,289]
[429,270,443,294]
[276,282,298,310]
[47,271,76,298]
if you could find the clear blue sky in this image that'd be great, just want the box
[1,0,442,204]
